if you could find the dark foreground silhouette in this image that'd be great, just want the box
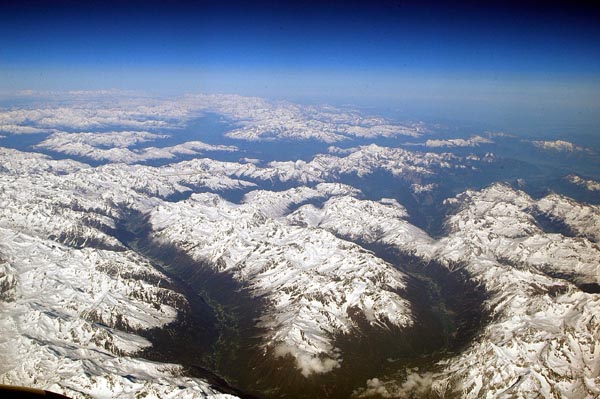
[0,385,71,399]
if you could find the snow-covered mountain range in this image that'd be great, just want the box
[1,92,599,398]
[289,183,600,398]
[149,189,413,377]
[0,151,238,398]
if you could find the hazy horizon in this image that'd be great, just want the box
[1,0,599,136]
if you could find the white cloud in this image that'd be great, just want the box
[355,371,435,398]
[273,344,341,377]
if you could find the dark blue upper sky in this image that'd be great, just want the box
[1,0,599,132]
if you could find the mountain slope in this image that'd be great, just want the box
[289,183,600,398]
[149,193,413,377]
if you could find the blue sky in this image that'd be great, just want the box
[1,0,599,132]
